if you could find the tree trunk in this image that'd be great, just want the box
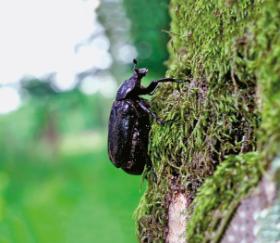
[136,1,280,242]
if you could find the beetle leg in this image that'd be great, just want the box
[138,78,183,95]
[138,100,164,125]
[144,158,157,182]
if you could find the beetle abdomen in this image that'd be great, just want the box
[108,100,134,167]
[108,99,150,175]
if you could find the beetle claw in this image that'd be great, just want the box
[175,79,185,83]
[156,119,165,125]
[144,164,158,182]
[150,168,158,183]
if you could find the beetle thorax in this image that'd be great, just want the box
[115,68,148,101]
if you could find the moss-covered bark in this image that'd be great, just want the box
[136,1,280,242]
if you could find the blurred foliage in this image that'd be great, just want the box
[0,146,142,243]
[0,77,143,242]
[21,78,58,97]
[20,78,109,133]
[0,87,110,158]
[123,0,170,75]
[0,0,174,241]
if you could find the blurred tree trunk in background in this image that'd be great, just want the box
[98,0,171,79]
[122,0,170,76]
[135,1,280,242]
[97,0,134,80]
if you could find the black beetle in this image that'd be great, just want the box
[108,60,181,175]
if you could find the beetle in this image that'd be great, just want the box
[108,59,181,175]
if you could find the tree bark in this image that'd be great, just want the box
[136,1,280,242]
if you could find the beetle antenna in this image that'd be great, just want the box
[132,59,137,70]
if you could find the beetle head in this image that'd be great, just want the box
[134,68,148,78]
[132,59,148,78]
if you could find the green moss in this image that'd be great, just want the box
[253,1,280,161]
[136,0,280,242]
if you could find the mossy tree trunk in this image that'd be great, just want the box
[136,1,280,242]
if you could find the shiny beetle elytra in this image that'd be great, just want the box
[108,59,181,175]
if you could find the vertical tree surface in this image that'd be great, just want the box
[136,1,280,242]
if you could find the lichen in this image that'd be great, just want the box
[136,0,280,242]
[255,156,280,242]
[187,152,261,242]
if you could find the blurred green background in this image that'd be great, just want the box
[0,0,169,242]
